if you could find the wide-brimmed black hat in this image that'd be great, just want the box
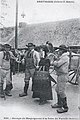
[26,43,35,47]
[4,44,11,48]
[58,44,67,51]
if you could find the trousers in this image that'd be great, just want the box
[55,74,69,98]
[0,68,11,89]
[24,68,35,83]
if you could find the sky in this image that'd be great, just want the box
[0,0,80,27]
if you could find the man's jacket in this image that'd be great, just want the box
[53,52,69,75]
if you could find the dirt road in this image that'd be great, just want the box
[0,73,80,119]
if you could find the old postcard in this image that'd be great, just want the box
[0,0,80,120]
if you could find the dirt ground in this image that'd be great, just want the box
[0,73,80,120]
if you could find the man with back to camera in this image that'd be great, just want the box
[51,45,69,113]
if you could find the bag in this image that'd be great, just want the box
[33,66,49,81]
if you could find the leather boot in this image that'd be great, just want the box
[5,84,12,96]
[57,97,68,113]
[0,83,5,98]
[51,94,61,108]
[9,83,13,90]
[19,82,29,97]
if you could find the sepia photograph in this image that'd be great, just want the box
[0,0,80,119]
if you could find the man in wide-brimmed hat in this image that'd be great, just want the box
[4,43,11,49]
[26,43,35,48]
[51,44,69,113]
[19,43,40,97]
[0,43,17,98]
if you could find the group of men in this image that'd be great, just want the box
[0,42,70,113]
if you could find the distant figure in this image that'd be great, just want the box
[39,46,45,58]
[46,41,54,53]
